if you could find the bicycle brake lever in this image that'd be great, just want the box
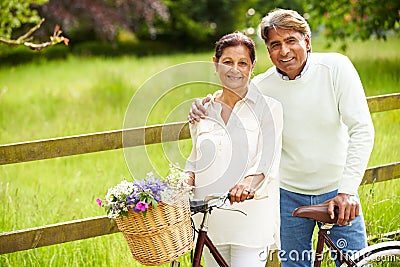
[218,207,247,216]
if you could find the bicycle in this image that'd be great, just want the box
[293,203,400,266]
[171,194,400,267]
[171,192,260,267]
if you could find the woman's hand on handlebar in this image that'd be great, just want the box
[229,185,255,204]
[228,177,255,204]
[228,174,264,204]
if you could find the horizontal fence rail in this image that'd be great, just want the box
[362,162,400,184]
[1,162,399,255]
[366,92,400,113]
[0,93,399,166]
[0,122,190,165]
[0,217,119,254]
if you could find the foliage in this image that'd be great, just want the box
[35,0,169,42]
[305,0,400,49]
[0,0,69,50]
[0,0,47,39]
[2,0,400,49]
[159,0,305,45]
[160,0,254,43]
[252,0,304,16]
[34,0,305,45]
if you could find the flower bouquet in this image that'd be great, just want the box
[97,165,194,266]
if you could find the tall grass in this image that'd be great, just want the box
[0,37,399,266]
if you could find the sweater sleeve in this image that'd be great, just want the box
[334,54,375,195]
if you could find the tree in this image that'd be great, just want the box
[305,0,400,48]
[159,0,266,46]
[36,0,169,43]
[2,0,305,49]
[252,0,304,16]
[0,0,68,50]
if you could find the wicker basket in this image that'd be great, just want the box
[115,201,194,266]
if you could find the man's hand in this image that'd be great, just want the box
[188,96,212,123]
[325,193,360,226]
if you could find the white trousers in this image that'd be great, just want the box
[203,244,267,267]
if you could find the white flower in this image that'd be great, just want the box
[161,164,193,205]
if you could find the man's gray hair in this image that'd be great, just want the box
[260,9,311,44]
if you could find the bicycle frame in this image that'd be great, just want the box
[191,199,229,267]
[292,204,361,267]
[314,223,357,267]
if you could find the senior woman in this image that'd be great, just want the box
[185,32,283,267]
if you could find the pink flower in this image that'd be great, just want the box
[135,201,149,211]
[96,198,102,206]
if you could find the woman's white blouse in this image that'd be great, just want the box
[185,84,283,249]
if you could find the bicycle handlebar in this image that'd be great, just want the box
[189,192,252,215]
[189,192,231,214]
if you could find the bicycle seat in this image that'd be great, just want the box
[292,203,338,224]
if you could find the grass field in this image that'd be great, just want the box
[0,36,399,266]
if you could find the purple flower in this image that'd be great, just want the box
[134,179,147,190]
[131,178,167,203]
[146,178,166,195]
[135,201,149,211]
[126,190,140,205]
[96,198,102,206]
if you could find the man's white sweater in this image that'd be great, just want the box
[253,52,374,195]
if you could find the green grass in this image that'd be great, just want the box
[0,36,399,266]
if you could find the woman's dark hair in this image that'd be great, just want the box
[215,32,256,63]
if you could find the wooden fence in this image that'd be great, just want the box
[1,93,399,263]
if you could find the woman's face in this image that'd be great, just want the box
[213,45,255,92]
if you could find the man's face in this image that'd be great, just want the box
[266,28,311,80]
